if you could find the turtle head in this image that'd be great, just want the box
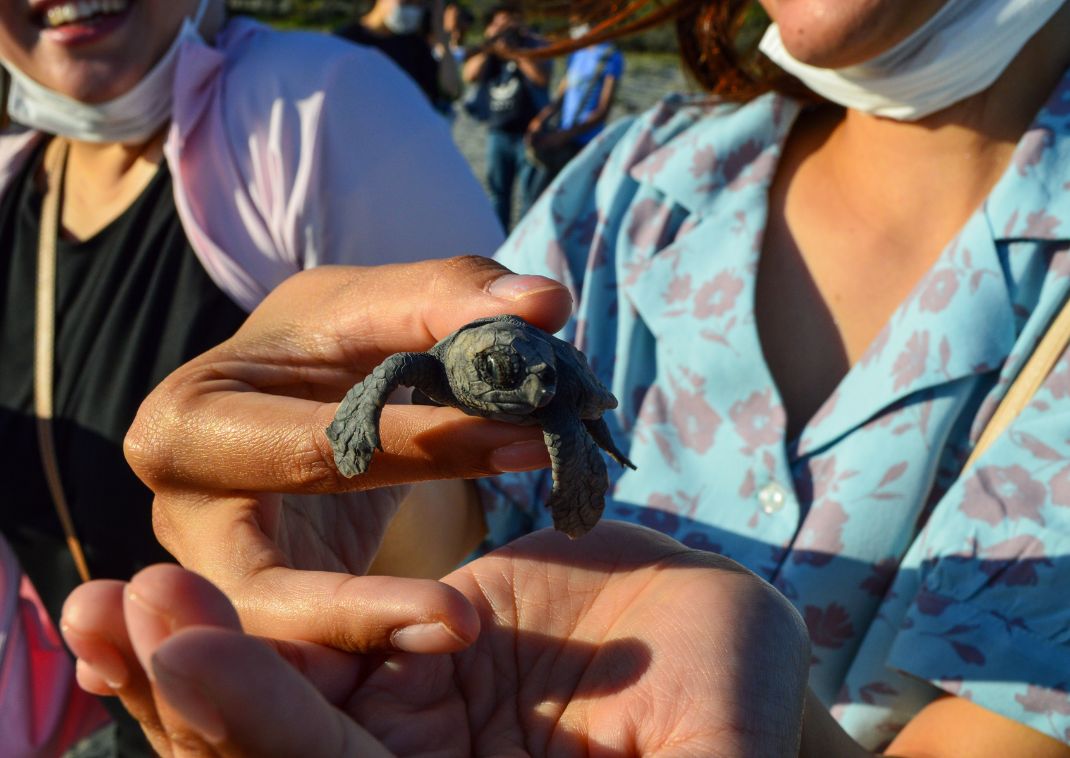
[446,320,557,419]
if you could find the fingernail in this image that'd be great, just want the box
[152,657,228,745]
[391,622,466,654]
[490,440,550,472]
[61,625,129,689]
[125,590,175,680]
[487,274,565,301]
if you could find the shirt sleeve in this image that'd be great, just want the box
[882,357,1070,742]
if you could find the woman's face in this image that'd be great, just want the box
[0,0,207,103]
[759,0,950,68]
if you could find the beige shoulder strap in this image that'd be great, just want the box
[964,293,1070,472]
[34,137,91,583]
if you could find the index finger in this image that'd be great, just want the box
[125,256,566,493]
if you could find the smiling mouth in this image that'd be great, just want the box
[36,0,131,30]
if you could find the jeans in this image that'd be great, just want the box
[486,129,536,230]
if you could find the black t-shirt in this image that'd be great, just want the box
[0,144,248,624]
[479,38,548,134]
[337,24,441,105]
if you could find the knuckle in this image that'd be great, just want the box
[123,373,201,489]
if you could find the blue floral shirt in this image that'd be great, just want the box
[480,68,1070,749]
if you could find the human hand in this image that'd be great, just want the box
[62,521,810,757]
[123,257,572,654]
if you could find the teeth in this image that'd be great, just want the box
[44,0,129,29]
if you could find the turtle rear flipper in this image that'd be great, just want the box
[327,352,448,477]
[583,417,637,470]
[542,406,608,539]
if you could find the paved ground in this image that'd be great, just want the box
[450,53,692,227]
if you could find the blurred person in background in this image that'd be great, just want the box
[462,3,550,228]
[524,23,623,207]
[442,1,473,65]
[337,0,462,112]
[0,0,501,753]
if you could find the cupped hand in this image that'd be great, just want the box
[62,521,811,757]
[123,256,572,654]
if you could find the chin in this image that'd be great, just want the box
[41,59,145,103]
[762,0,949,68]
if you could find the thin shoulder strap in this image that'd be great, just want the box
[964,292,1070,472]
[35,137,91,583]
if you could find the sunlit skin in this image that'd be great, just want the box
[760,0,950,68]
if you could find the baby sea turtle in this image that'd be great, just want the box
[325,314,635,538]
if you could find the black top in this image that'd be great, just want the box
[0,144,248,624]
[337,23,441,105]
[478,37,548,134]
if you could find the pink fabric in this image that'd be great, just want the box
[0,538,109,758]
[0,18,505,311]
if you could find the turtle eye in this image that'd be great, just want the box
[475,347,523,389]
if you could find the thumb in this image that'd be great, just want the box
[151,628,394,758]
[242,255,573,368]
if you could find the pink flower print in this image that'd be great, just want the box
[1046,355,1070,399]
[1051,464,1070,506]
[860,559,899,597]
[1013,129,1051,176]
[793,499,847,568]
[694,271,744,319]
[804,603,855,649]
[1023,210,1062,237]
[670,381,722,454]
[721,138,763,187]
[891,331,930,391]
[962,464,1046,526]
[918,269,960,313]
[729,388,784,453]
[626,198,673,249]
[1051,245,1070,278]
[689,144,717,180]
[1015,685,1070,716]
[979,535,1052,586]
[663,273,693,305]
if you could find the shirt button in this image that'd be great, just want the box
[758,482,788,514]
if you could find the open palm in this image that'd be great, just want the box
[63,522,810,757]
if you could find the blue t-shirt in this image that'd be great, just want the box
[560,43,624,145]
[481,67,1070,750]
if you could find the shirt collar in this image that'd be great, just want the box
[627,92,801,221]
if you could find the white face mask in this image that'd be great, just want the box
[2,0,211,144]
[384,4,425,35]
[758,0,1065,121]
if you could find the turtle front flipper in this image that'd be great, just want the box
[583,417,637,470]
[327,352,447,477]
[541,404,608,539]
